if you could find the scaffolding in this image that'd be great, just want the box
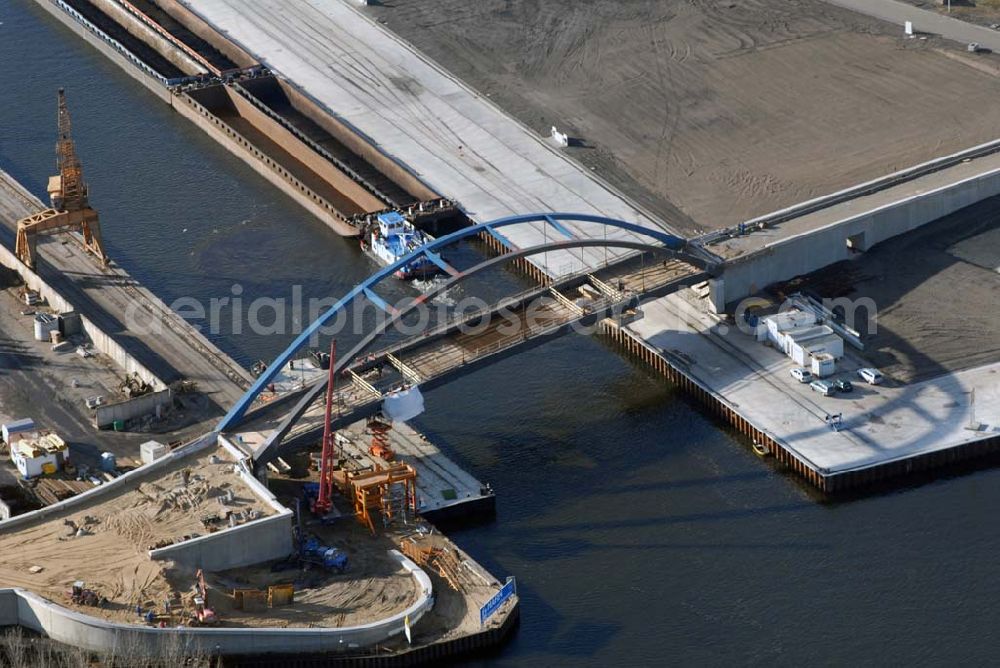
[341,463,417,535]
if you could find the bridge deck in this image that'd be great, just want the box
[234,260,700,464]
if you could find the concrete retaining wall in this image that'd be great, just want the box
[0,590,17,627]
[94,389,173,428]
[0,550,433,656]
[0,433,217,533]
[716,166,1000,306]
[0,431,293,574]
[0,431,433,655]
[148,511,292,571]
[145,434,292,570]
[0,234,167,392]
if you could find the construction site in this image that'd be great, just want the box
[0,63,513,662]
[2,0,1000,664]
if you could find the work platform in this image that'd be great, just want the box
[617,289,1000,492]
[230,419,495,525]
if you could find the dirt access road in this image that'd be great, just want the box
[366,0,1000,233]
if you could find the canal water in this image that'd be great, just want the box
[3,2,1000,664]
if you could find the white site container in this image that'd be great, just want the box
[12,434,67,479]
[33,313,59,342]
[140,440,168,465]
[2,418,36,443]
[811,353,837,378]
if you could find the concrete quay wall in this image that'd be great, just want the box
[603,320,1000,493]
[715,165,1000,306]
[0,550,432,656]
[0,226,167,392]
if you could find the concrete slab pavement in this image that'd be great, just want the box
[825,0,1000,50]
[627,292,1000,477]
[178,0,675,277]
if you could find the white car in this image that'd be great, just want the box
[810,380,836,396]
[790,367,813,383]
[857,367,884,385]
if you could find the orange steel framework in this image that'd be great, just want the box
[15,89,107,270]
[368,416,394,461]
[340,463,417,535]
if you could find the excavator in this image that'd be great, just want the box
[190,569,218,626]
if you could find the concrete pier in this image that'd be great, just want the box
[232,418,496,525]
[0,169,252,415]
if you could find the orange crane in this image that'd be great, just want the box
[15,89,107,270]
[312,340,338,515]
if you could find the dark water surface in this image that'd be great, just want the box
[2,2,999,665]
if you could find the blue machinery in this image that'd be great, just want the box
[217,213,715,435]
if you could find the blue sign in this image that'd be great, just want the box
[480,577,516,625]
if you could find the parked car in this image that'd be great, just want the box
[810,379,836,396]
[790,367,813,383]
[833,379,853,393]
[857,368,884,385]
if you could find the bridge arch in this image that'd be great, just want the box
[218,213,710,433]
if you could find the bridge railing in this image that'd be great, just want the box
[461,294,619,362]
[356,260,644,368]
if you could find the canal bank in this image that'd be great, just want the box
[27,0,461,239]
[9,1,1000,665]
[0,162,517,661]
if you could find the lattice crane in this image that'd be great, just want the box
[312,340,338,515]
[15,89,107,269]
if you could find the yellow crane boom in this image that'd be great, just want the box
[15,89,107,270]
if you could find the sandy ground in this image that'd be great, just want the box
[773,194,1000,383]
[367,0,1000,233]
[0,447,271,624]
[205,518,418,629]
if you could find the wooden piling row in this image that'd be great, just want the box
[475,231,552,285]
[597,319,1000,493]
[474,232,1000,493]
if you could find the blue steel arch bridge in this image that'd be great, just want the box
[217,213,720,470]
